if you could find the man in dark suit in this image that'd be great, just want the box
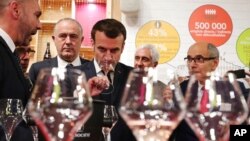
[0,0,42,140]
[169,42,248,141]
[170,42,220,141]
[29,18,89,84]
[77,19,136,141]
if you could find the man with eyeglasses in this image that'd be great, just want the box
[15,46,35,75]
[184,42,219,84]
[169,42,219,141]
[170,42,249,141]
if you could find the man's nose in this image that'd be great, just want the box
[136,59,143,65]
[65,36,72,43]
[104,52,112,60]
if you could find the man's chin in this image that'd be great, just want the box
[193,73,202,80]
[21,37,32,46]
[62,55,75,62]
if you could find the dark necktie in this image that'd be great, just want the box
[66,64,73,69]
[107,71,113,84]
[200,86,209,113]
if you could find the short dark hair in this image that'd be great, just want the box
[91,19,126,42]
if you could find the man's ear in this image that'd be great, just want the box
[91,39,95,51]
[81,36,84,43]
[212,59,219,71]
[121,42,125,53]
[9,1,20,19]
[153,62,158,68]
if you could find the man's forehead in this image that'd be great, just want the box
[188,45,209,56]
[136,48,150,55]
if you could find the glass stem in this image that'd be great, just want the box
[5,133,11,141]
[30,126,39,141]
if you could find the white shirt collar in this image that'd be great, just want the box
[94,58,102,75]
[57,56,81,68]
[198,82,203,91]
[0,28,16,53]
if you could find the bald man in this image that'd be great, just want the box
[170,42,220,141]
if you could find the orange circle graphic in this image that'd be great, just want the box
[189,4,233,47]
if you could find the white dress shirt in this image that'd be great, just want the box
[0,28,16,52]
[57,56,81,68]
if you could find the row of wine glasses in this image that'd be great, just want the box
[0,68,117,141]
[119,68,249,141]
[1,101,118,141]
[1,67,250,141]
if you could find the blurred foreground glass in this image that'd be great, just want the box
[0,99,23,141]
[246,86,250,125]
[119,68,186,141]
[27,68,93,141]
[185,72,248,141]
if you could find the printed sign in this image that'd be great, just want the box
[135,20,180,64]
[189,4,233,47]
[236,28,250,67]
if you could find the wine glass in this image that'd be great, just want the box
[99,60,114,74]
[0,99,24,141]
[102,105,118,141]
[98,60,115,105]
[185,72,248,141]
[27,67,93,141]
[119,68,186,141]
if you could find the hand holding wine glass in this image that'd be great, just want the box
[102,105,118,141]
[119,68,186,141]
[0,99,23,141]
[185,72,248,141]
[27,68,93,141]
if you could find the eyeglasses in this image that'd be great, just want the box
[14,47,35,59]
[184,55,216,63]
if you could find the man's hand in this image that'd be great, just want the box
[88,76,109,96]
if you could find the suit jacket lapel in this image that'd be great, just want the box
[112,63,125,105]
[51,57,58,67]
[80,57,89,65]
[83,61,97,80]
[0,37,30,97]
